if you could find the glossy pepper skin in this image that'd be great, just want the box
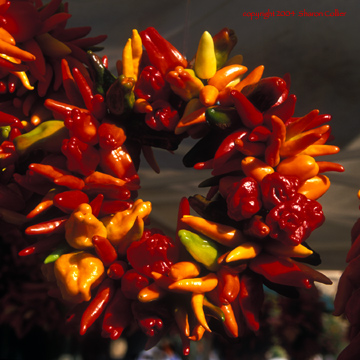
[266,193,324,245]
[139,27,187,76]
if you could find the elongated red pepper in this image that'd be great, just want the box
[140,27,187,76]
[249,253,312,289]
[231,89,263,128]
[92,235,118,267]
[25,216,68,235]
[53,190,89,213]
[80,279,114,335]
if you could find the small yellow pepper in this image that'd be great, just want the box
[225,242,262,263]
[263,241,313,258]
[122,38,135,79]
[54,252,105,303]
[194,31,217,80]
[65,203,107,249]
[102,199,152,247]
[131,29,142,81]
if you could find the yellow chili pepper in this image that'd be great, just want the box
[10,70,34,90]
[180,215,245,247]
[102,199,152,247]
[199,85,219,106]
[208,64,248,90]
[169,261,201,281]
[297,175,330,200]
[234,65,264,92]
[168,273,218,293]
[263,241,313,258]
[225,242,262,263]
[191,293,211,332]
[65,203,107,249]
[276,154,319,182]
[241,156,274,182]
[138,282,166,302]
[131,29,142,81]
[223,54,243,66]
[54,251,105,303]
[194,31,217,80]
[122,38,134,79]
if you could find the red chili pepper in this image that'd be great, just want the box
[134,65,168,102]
[238,273,264,332]
[0,141,18,168]
[53,174,85,190]
[102,287,132,340]
[260,172,300,210]
[25,216,68,236]
[140,27,187,76]
[231,89,263,128]
[221,176,262,221]
[242,77,289,112]
[218,268,241,304]
[263,94,297,124]
[132,301,164,337]
[89,193,104,217]
[99,200,132,216]
[266,193,324,245]
[98,123,126,150]
[64,108,99,145]
[92,235,117,267]
[121,269,150,300]
[249,253,312,289]
[61,137,100,176]
[53,190,89,213]
[127,228,178,277]
[18,234,63,256]
[80,279,114,335]
[107,260,127,280]
[145,100,179,132]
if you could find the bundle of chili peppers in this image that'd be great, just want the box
[0,0,345,357]
[333,190,360,360]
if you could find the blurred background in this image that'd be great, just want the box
[1,0,359,359]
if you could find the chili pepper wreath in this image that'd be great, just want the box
[0,0,345,356]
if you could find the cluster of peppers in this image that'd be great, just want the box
[333,191,360,360]
[0,0,346,357]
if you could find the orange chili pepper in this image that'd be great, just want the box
[297,175,330,200]
[191,293,211,332]
[199,85,219,106]
[174,306,190,337]
[169,261,201,281]
[220,303,239,337]
[168,273,218,293]
[225,242,262,263]
[180,215,246,247]
[138,282,166,302]
[241,156,274,182]
[234,65,264,92]
[208,64,247,90]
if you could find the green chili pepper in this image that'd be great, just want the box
[0,126,11,142]
[13,120,68,156]
[178,229,220,271]
[205,106,241,130]
[203,297,225,322]
[44,243,72,264]
[87,50,117,95]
